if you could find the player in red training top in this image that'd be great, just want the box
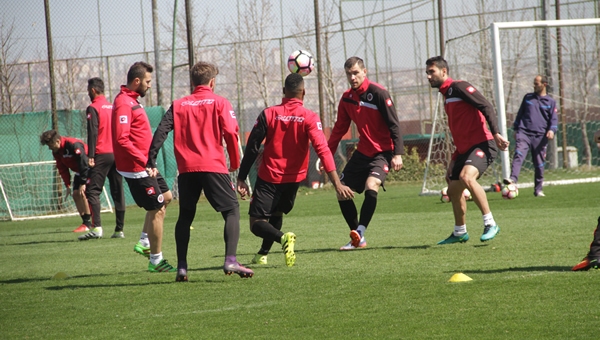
[147,61,253,281]
[425,56,509,245]
[78,77,126,241]
[112,61,175,273]
[328,57,404,251]
[237,73,354,267]
[40,130,92,232]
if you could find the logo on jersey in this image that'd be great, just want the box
[466,86,476,94]
[253,119,258,127]
[317,122,322,130]
[119,116,128,124]
[230,111,236,119]
[230,182,235,190]
[87,113,91,120]
[75,149,81,155]
[367,93,373,101]
[476,150,485,158]
[448,88,453,96]
[386,98,393,107]
[276,115,305,123]
[383,165,389,173]
[157,194,164,203]
[146,187,155,196]
[371,171,381,176]
[86,178,91,184]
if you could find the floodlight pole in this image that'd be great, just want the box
[313,0,325,124]
[44,0,58,131]
[185,0,194,92]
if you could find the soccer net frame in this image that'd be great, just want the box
[0,161,113,221]
[421,18,600,195]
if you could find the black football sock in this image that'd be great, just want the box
[175,206,195,269]
[358,190,378,228]
[222,208,240,257]
[251,220,284,244]
[338,200,358,230]
[588,217,600,259]
[82,214,92,227]
[258,215,283,255]
[114,210,125,232]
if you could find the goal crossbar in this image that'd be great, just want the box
[491,18,600,180]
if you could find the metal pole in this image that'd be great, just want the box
[185,0,195,92]
[44,0,57,131]
[152,0,163,106]
[171,0,178,102]
[371,27,379,83]
[555,0,568,169]
[491,23,510,180]
[140,0,147,53]
[106,56,112,101]
[96,0,104,79]
[541,0,557,169]
[339,3,347,58]
[313,0,325,124]
[27,63,35,111]
[438,0,444,56]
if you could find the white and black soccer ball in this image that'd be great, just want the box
[287,50,315,77]
[440,186,450,203]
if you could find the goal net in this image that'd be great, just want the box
[0,161,113,221]
[422,18,600,195]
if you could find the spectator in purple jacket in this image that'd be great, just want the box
[504,75,557,197]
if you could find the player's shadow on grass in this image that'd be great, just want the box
[451,266,571,273]
[5,230,72,237]
[1,273,112,285]
[230,245,431,257]
[1,239,78,246]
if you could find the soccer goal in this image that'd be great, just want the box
[421,18,600,195]
[0,161,113,221]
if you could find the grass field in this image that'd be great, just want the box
[1,182,599,339]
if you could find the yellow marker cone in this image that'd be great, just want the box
[52,272,72,280]
[190,226,194,230]
[449,273,472,282]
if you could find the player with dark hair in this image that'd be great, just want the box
[148,61,254,281]
[237,73,354,266]
[328,56,404,250]
[425,56,509,244]
[40,130,92,232]
[572,130,600,271]
[504,75,558,197]
[78,77,126,240]
[113,61,175,272]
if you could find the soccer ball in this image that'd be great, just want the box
[440,187,450,203]
[463,188,472,201]
[502,184,519,199]
[287,50,314,77]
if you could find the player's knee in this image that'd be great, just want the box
[162,190,173,205]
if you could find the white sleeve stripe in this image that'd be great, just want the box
[445,97,463,103]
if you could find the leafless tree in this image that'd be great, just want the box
[54,41,90,111]
[0,17,26,114]
[566,25,599,167]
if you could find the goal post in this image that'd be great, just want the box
[0,161,113,221]
[421,18,600,196]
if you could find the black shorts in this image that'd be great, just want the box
[125,174,169,211]
[450,140,497,180]
[178,172,238,212]
[72,174,86,190]
[248,176,299,218]
[340,151,392,194]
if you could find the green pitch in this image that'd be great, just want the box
[1,182,598,339]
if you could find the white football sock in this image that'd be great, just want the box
[139,232,149,247]
[149,252,163,265]
[453,225,467,236]
[483,212,496,227]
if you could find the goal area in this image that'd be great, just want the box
[421,18,600,195]
[0,161,113,221]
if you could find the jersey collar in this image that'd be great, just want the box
[92,95,106,104]
[281,97,303,106]
[352,77,371,96]
[120,85,140,100]
[192,85,212,94]
[439,77,453,95]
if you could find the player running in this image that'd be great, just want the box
[425,56,509,244]
[328,56,404,250]
[236,73,354,266]
[147,61,253,281]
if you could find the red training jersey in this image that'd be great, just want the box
[438,77,498,159]
[328,77,404,157]
[147,85,240,174]
[237,97,335,184]
[52,136,89,187]
[87,95,114,157]
[112,85,152,177]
